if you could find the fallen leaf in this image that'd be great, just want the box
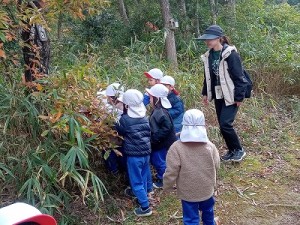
[5,33,15,41]
[36,83,43,91]
[2,0,11,4]
[38,115,49,120]
[0,49,6,59]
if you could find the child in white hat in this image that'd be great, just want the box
[97,82,124,120]
[143,68,164,106]
[96,83,127,176]
[163,109,220,225]
[0,202,57,225]
[146,84,177,189]
[160,75,184,135]
[115,89,153,217]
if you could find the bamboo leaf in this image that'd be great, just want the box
[69,116,75,144]
[82,171,90,203]
[41,130,50,137]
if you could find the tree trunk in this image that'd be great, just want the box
[230,0,236,26]
[159,0,178,68]
[118,0,129,26]
[209,0,217,25]
[194,0,200,38]
[178,0,187,17]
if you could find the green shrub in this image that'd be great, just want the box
[0,61,120,221]
[218,0,300,95]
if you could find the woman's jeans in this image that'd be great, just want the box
[214,99,242,152]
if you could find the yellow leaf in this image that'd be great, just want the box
[64,125,69,133]
[55,110,63,121]
[36,83,43,91]
[50,110,63,123]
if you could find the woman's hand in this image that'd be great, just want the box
[235,102,242,107]
[202,96,209,106]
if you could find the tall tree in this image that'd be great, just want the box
[118,0,130,26]
[159,0,178,68]
[209,0,217,24]
[229,0,236,26]
[178,0,187,17]
[194,0,201,37]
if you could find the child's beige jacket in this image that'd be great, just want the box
[163,141,220,202]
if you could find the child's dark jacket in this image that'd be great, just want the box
[149,107,177,151]
[115,114,151,156]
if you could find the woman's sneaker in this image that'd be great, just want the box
[231,149,246,162]
[221,151,234,161]
[134,206,152,217]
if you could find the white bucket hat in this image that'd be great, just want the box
[97,82,124,97]
[146,84,171,109]
[121,89,146,118]
[160,75,175,86]
[144,68,163,80]
[180,109,209,143]
[0,202,57,225]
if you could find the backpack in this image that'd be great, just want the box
[36,25,48,42]
[243,69,253,98]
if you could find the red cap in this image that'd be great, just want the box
[144,72,153,79]
[143,68,163,80]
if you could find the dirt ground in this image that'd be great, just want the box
[73,143,299,225]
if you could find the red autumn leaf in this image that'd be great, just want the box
[2,0,11,5]
[5,33,15,41]
[0,49,6,59]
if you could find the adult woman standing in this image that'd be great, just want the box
[197,25,248,162]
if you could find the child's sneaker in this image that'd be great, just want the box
[153,179,163,189]
[134,206,152,217]
[124,187,136,198]
[231,149,246,162]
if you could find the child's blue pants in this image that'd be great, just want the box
[181,196,215,225]
[127,155,151,208]
[150,148,167,180]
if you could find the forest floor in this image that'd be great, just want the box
[74,96,300,225]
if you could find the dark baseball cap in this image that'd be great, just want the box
[196,25,224,40]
